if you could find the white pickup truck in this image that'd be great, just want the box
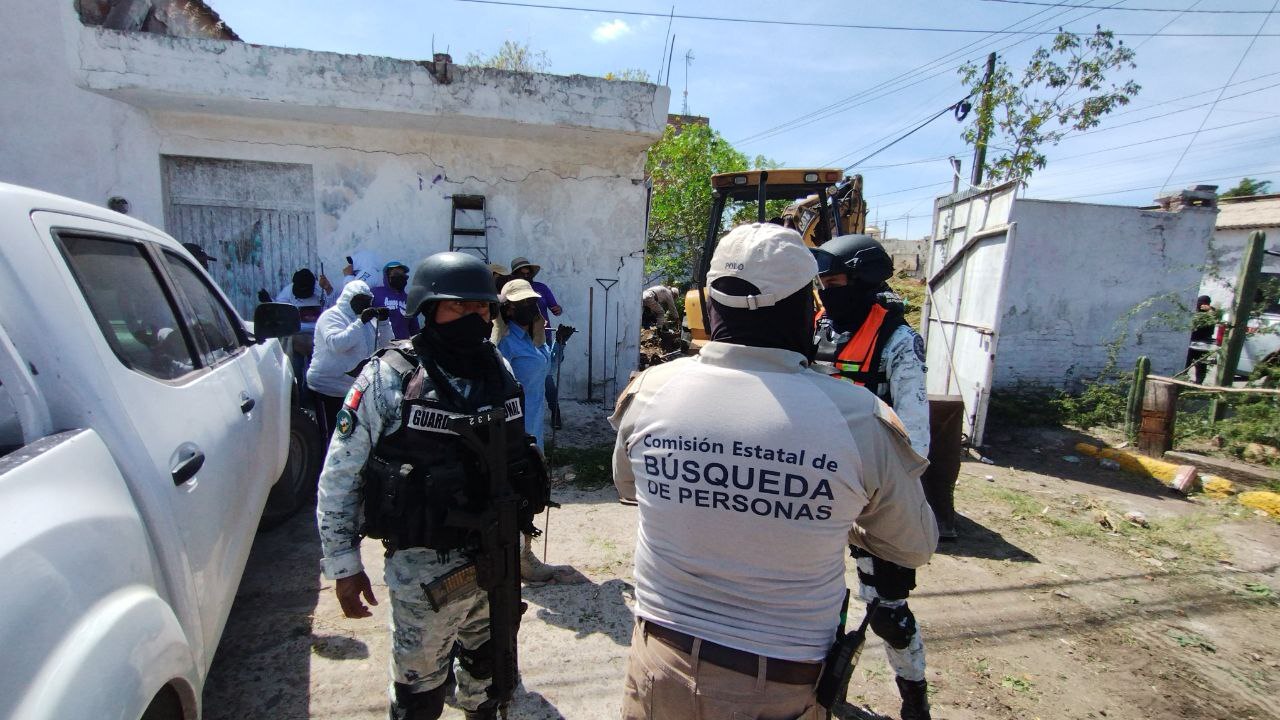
[0,183,305,719]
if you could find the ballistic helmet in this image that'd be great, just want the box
[405,252,500,315]
[812,234,893,285]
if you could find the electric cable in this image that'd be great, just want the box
[452,0,1280,36]
[843,100,971,171]
[1158,0,1279,193]
[980,0,1275,13]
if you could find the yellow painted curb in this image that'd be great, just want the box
[1239,491,1280,519]
[1073,442,1235,495]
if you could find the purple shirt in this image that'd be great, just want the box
[531,280,558,324]
[371,286,420,340]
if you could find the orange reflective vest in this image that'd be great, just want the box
[832,303,888,384]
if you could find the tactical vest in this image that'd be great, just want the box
[360,344,548,553]
[814,302,906,405]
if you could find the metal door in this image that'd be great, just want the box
[921,182,1018,447]
[162,156,317,318]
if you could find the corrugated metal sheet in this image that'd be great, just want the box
[1217,195,1280,230]
[163,157,317,318]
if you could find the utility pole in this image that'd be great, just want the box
[970,52,997,187]
[1213,230,1267,418]
[949,156,962,194]
[682,49,695,114]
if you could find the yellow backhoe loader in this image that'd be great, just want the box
[683,169,868,346]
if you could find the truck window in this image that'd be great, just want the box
[61,236,197,380]
[162,251,244,366]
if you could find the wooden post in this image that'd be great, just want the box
[1213,231,1267,420]
[1126,355,1150,442]
[1138,378,1179,457]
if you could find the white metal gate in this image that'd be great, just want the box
[922,181,1018,447]
[162,157,317,318]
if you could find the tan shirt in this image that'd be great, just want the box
[610,342,937,661]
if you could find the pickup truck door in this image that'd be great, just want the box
[50,225,263,671]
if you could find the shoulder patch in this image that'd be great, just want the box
[344,374,369,410]
[913,333,926,362]
[335,408,356,438]
[873,399,910,442]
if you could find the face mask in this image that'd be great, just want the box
[387,275,408,292]
[350,294,373,315]
[293,279,315,299]
[433,312,492,347]
[511,304,540,327]
[820,279,878,331]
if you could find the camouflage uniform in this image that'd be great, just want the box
[316,347,500,715]
[815,298,932,700]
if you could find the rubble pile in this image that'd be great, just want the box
[639,326,684,369]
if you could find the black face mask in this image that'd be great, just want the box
[387,275,408,292]
[433,312,492,347]
[511,304,540,327]
[350,294,373,315]
[820,279,880,331]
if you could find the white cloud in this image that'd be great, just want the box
[591,19,631,43]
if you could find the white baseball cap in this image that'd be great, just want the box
[706,223,819,309]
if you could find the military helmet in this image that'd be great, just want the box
[812,234,894,285]
[405,252,500,315]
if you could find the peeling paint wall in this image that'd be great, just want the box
[0,0,663,398]
[993,200,1216,390]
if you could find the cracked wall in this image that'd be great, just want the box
[993,199,1216,390]
[2,0,657,398]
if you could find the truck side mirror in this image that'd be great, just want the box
[253,303,301,343]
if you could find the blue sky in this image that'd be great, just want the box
[210,0,1280,239]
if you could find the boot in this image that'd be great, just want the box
[895,677,931,720]
[390,682,446,720]
[463,708,498,720]
[520,533,557,583]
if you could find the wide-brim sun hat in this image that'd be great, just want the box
[509,257,541,277]
[501,278,542,303]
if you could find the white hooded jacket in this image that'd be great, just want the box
[306,280,386,397]
[340,249,385,291]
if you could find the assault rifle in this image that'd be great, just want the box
[447,408,523,716]
[816,594,878,716]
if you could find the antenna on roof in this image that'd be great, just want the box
[682,49,694,114]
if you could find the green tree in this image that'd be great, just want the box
[465,40,550,72]
[960,27,1139,183]
[603,68,652,82]
[1221,177,1273,198]
[645,124,756,280]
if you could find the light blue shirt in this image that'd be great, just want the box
[498,323,553,449]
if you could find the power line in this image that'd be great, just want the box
[732,1,1087,145]
[452,0,1280,36]
[759,1,1129,153]
[1053,167,1280,201]
[1053,117,1280,162]
[981,0,1277,13]
[1159,0,1279,193]
[843,100,970,171]
[1060,82,1280,139]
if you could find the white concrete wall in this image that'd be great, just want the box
[1199,227,1280,310]
[0,0,666,400]
[993,199,1217,390]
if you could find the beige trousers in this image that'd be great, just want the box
[620,621,826,720]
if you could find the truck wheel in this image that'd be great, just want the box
[140,685,184,720]
[259,404,324,531]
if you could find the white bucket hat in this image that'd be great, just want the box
[501,278,542,303]
[706,223,818,309]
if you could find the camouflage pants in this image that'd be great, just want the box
[385,549,492,711]
[856,556,927,683]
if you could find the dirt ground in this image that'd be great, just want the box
[203,405,1280,720]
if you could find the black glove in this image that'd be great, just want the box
[257,289,271,303]
[555,324,577,345]
[360,307,379,323]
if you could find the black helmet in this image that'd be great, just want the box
[812,234,893,285]
[406,252,500,315]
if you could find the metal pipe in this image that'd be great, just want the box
[756,170,769,223]
[587,285,594,401]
